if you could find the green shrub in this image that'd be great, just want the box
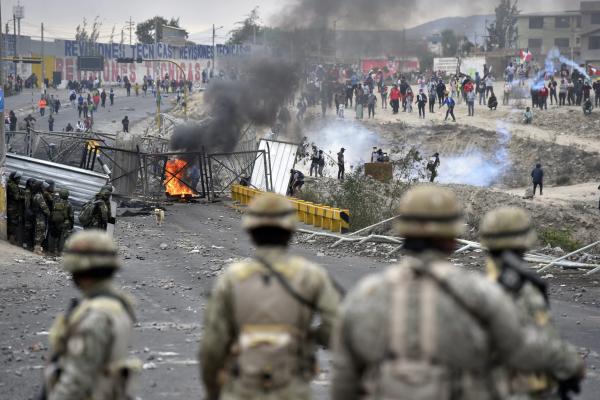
[538,228,582,252]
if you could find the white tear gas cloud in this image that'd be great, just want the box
[436,122,511,187]
[275,0,578,29]
[300,119,384,171]
[170,58,299,153]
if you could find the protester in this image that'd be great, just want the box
[442,95,456,122]
[531,163,544,196]
[523,107,533,124]
[415,89,427,119]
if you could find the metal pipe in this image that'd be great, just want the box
[538,241,600,274]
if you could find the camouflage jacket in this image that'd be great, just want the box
[32,192,50,217]
[6,179,22,210]
[199,246,340,400]
[47,280,139,400]
[331,252,582,400]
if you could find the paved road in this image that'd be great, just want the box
[0,201,598,399]
[4,86,178,135]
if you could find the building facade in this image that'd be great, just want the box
[580,1,600,64]
[516,11,581,61]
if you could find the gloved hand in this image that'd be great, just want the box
[558,363,585,400]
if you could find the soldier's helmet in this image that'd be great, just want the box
[242,192,297,232]
[26,178,36,188]
[63,230,120,273]
[479,206,537,251]
[46,179,55,192]
[394,185,464,238]
[100,189,111,200]
[59,189,70,200]
[102,184,114,193]
[9,171,22,181]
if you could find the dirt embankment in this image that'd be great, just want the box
[374,122,599,188]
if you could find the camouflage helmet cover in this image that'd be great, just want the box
[479,206,537,251]
[394,185,464,239]
[63,230,121,273]
[242,192,297,231]
[59,188,70,199]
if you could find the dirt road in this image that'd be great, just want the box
[1,201,599,399]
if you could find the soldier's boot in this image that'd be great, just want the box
[33,245,44,256]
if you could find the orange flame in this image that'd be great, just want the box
[164,159,196,197]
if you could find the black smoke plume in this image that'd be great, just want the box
[170,58,298,153]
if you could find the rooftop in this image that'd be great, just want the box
[517,11,581,18]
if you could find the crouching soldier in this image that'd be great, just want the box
[43,230,140,400]
[199,193,340,400]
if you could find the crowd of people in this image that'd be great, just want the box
[296,62,600,126]
[5,171,113,256]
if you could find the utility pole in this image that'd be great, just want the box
[41,22,45,89]
[212,24,215,78]
[125,17,134,46]
[0,1,8,241]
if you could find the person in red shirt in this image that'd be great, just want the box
[390,85,401,114]
[538,85,549,110]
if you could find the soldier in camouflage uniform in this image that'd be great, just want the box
[44,230,140,400]
[331,186,584,400]
[6,171,23,245]
[32,181,51,255]
[58,189,74,253]
[46,188,73,256]
[88,191,109,231]
[23,178,37,250]
[480,206,582,400]
[199,193,340,400]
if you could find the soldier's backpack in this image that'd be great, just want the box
[50,198,67,225]
[78,200,95,227]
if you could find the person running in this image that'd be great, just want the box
[442,96,456,122]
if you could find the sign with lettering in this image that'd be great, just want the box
[63,40,252,61]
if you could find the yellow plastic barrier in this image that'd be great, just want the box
[230,186,351,233]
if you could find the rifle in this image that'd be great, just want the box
[498,251,549,304]
[558,376,581,400]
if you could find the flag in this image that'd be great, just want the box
[588,64,600,76]
[519,49,533,62]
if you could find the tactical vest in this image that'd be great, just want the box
[50,197,68,226]
[47,295,140,400]
[229,259,314,391]
[365,259,501,400]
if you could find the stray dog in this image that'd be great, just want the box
[154,208,165,226]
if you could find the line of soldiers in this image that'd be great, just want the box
[43,188,585,400]
[7,173,74,255]
[6,172,113,256]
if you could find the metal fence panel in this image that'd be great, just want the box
[251,139,299,195]
[5,153,109,209]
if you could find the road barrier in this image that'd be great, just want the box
[231,185,350,233]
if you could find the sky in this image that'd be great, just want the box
[1,0,578,44]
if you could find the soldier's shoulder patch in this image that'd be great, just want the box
[67,335,85,356]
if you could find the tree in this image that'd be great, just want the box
[228,7,262,45]
[461,36,475,55]
[136,16,188,44]
[75,17,101,55]
[486,0,519,50]
[441,29,459,57]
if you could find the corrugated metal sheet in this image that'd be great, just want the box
[5,153,109,210]
[251,139,299,195]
